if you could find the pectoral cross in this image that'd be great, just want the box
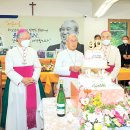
[29,2,36,16]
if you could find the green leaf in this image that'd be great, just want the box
[127,86,130,90]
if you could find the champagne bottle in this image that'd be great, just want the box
[57,80,66,117]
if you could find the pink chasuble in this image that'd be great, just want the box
[13,65,37,129]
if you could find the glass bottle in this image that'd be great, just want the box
[57,80,66,117]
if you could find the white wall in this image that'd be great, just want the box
[0,0,92,17]
[0,0,130,51]
[84,17,108,50]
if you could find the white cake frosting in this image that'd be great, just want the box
[83,50,108,69]
[78,74,114,89]
[79,48,113,88]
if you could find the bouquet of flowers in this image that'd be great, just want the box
[79,92,130,130]
[41,60,54,72]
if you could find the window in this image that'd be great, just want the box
[108,19,130,46]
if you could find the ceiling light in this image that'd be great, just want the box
[95,0,119,17]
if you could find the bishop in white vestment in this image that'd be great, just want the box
[101,31,121,81]
[54,34,84,97]
[3,28,43,130]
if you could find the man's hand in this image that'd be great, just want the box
[69,66,81,72]
[123,54,130,60]
[127,55,130,59]
[22,77,35,86]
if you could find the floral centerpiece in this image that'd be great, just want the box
[41,60,54,72]
[79,92,130,130]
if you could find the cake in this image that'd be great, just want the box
[71,41,124,107]
[83,50,108,69]
[80,41,110,88]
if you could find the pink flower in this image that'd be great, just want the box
[125,105,129,109]
[124,115,129,120]
[95,108,101,114]
[79,118,85,125]
[128,81,130,85]
[127,109,130,114]
[103,109,110,115]
[110,109,115,117]
[115,111,121,118]
[116,117,124,125]
[114,111,124,125]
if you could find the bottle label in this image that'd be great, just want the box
[57,104,65,115]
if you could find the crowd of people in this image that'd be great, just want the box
[0,25,130,130]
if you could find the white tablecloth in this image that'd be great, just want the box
[39,98,130,130]
[39,97,80,130]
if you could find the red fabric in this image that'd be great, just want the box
[105,64,115,73]
[60,71,79,78]
[13,65,37,129]
[105,64,116,83]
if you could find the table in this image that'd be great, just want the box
[40,72,59,94]
[1,67,130,94]
[40,67,130,94]
[39,98,129,130]
[1,71,59,94]
[40,98,79,130]
[118,68,130,80]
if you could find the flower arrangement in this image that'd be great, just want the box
[79,93,130,130]
[41,60,54,72]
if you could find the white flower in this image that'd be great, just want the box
[80,98,89,105]
[82,111,89,120]
[126,120,130,127]
[84,122,93,130]
[102,126,108,130]
[88,113,96,123]
[96,113,103,123]
[104,115,111,125]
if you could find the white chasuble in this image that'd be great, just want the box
[5,46,42,130]
[54,49,84,97]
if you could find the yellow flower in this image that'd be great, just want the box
[93,94,102,107]
[94,123,102,130]
[128,100,130,106]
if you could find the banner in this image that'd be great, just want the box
[0,16,84,55]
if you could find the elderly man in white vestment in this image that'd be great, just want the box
[54,34,84,97]
[4,28,43,130]
[101,31,121,82]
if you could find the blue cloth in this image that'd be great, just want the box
[106,126,129,130]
